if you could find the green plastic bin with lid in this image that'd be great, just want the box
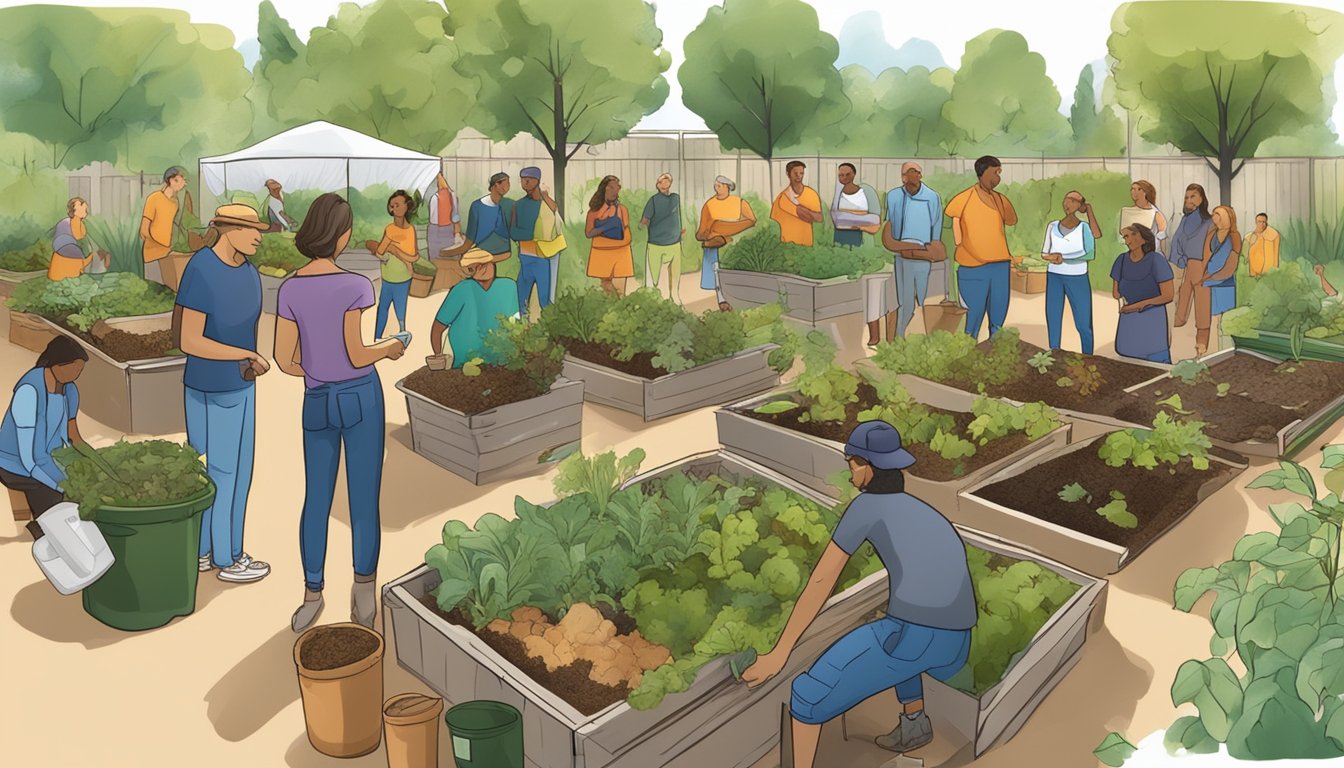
[82,482,216,631]
[445,701,523,768]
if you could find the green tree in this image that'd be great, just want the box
[1110,1,1344,204]
[1069,65,1125,157]
[942,30,1072,156]
[246,0,306,142]
[446,0,670,217]
[810,65,954,158]
[259,0,476,154]
[0,6,252,171]
[680,0,848,186]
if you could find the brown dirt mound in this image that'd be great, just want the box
[300,625,379,671]
[559,337,667,380]
[402,364,547,415]
[94,328,176,362]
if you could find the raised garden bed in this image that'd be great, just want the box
[397,374,582,484]
[1114,350,1344,460]
[958,426,1245,576]
[718,270,864,324]
[8,309,57,352]
[0,269,45,299]
[1231,330,1344,364]
[384,450,1107,765]
[716,384,1071,513]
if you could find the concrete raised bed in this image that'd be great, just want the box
[8,310,58,352]
[957,433,1246,576]
[714,387,1071,514]
[383,451,1107,765]
[562,344,779,421]
[37,316,185,435]
[396,376,583,484]
[0,269,44,299]
[718,269,865,324]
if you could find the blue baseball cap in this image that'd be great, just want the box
[520,166,542,180]
[844,421,916,470]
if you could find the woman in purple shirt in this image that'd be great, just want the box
[273,193,407,632]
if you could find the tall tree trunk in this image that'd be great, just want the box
[1218,163,1234,209]
[553,76,567,221]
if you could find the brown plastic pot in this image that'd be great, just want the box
[294,623,386,758]
[383,693,444,768]
[922,300,967,334]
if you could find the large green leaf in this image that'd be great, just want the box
[1164,715,1220,755]
[1296,628,1344,711]
[1094,732,1137,766]
[1174,567,1221,612]
[1233,532,1279,562]
[1171,659,1245,742]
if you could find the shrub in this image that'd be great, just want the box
[248,233,308,277]
[482,317,564,392]
[83,215,144,277]
[0,239,52,272]
[53,440,210,518]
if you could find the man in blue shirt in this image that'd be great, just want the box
[1170,183,1214,329]
[743,421,976,765]
[175,204,271,584]
[883,162,947,339]
[445,172,514,261]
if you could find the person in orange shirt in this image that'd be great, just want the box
[47,197,109,281]
[1245,212,1280,278]
[770,161,822,246]
[585,175,633,296]
[140,166,190,290]
[945,156,1018,339]
[697,176,757,311]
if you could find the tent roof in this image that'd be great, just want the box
[199,121,440,164]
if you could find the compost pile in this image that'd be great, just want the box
[488,604,671,689]
[92,327,176,362]
[300,626,379,670]
[402,364,547,415]
[52,439,210,518]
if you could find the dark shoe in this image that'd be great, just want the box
[26,520,43,541]
[876,711,933,753]
[718,301,732,312]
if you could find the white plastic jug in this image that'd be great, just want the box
[31,502,114,595]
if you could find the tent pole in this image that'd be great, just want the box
[346,159,352,202]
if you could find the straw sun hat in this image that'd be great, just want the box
[210,204,269,230]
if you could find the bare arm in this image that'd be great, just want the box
[273,316,305,378]
[1000,194,1018,227]
[1085,204,1102,239]
[1112,279,1121,301]
[431,320,449,356]
[67,418,85,447]
[951,217,964,247]
[178,307,268,372]
[741,542,848,687]
[345,308,404,367]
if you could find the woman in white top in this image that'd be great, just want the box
[264,179,296,233]
[1121,180,1167,250]
[1041,191,1101,354]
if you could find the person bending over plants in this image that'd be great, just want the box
[743,420,976,765]
[430,248,519,369]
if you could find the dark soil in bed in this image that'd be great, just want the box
[558,337,668,380]
[299,625,380,671]
[93,328,176,362]
[1108,355,1344,444]
[739,383,1033,481]
[402,364,547,415]
[423,598,629,715]
[946,340,1163,413]
[972,446,1239,549]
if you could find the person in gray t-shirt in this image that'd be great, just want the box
[743,420,976,764]
[640,173,684,304]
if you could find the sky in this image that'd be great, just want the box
[5,0,1344,134]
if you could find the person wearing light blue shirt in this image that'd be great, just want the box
[1040,191,1101,354]
[882,162,946,339]
[0,336,89,541]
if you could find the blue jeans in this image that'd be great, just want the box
[791,617,971,725]
[299,372,385,592]
[959,261,1010,339]
[518,253,553,310]
[186,386,256,568]
[375,279,410,338]
[895,257,932,337]
[1045,272,1094,354]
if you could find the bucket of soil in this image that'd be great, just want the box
[383,693,444,768]
[922,300,967,334]
[53,440,215,631]
[957,423,1246,576]
[294,623,385,758]
[1111,349,1344,459]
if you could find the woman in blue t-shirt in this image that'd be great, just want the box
[175,204,272,585]
[0,336,89,540]
[742,421,976,765]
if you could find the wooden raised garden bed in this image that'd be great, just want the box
[0,269,44,299]
[718,270,864,324]
[8,309,58,352]
[1116,348,1344,460]
[715,387,1071,514]
[37,314,185,435]
[561,344,779,421]
[396,373,582,485]
[958,433,1245,576]
[1231,330,1344,364]
[383,451,1107,765]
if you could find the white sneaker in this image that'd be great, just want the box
[199,555,214,572]
[218,553,271,583]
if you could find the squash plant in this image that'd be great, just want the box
[1159,449,1344,759]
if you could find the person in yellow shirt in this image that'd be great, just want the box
[140,166,190,290]
[696,176,757,311]
[363,190,419,339]
[945,155,1018,339]
[770,161,822,246]
[47,198,109,281]
[1245,212,1280,278]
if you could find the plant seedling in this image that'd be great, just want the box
[1096,491,1137,529]
[1215,382,1231,397]
[1170,359,1208,385]
[753,400,799,415]
[1058,482,1092,503]
[462,357,484,377]
[1027,351,1055,374]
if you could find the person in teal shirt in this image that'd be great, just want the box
[430,248,520,367]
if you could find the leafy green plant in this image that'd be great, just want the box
[967,396,1060,443]
[553,448,647,511]
[482,317,564,393]
[83,215,144,276]
[53,440,209,518]
[1057,354,1103,396]
[1058,482,1091,503]
[720,228,889,280]
[248,233,307,276]
[8,273,176,331]
[872,329,982,383]
[0,239,52,272]
[1098,413,1212,472]
[1163,449,1344,759]
[541,288,620,344]
[753,401,798,415]
[1027,350,1055,374]
[1170,358,1210,385]
[1096,491,1137,529]
[426,515,547,627]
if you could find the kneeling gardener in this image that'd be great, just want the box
[742,420,977,765]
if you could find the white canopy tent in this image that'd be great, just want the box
[198,121,441,203]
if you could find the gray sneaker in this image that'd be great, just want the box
[876,711,933,753]
[217,553,270,583]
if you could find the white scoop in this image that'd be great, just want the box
[31,502,114,595]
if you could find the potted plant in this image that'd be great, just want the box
[716,331,1071,511]
[409,257,437,298]
[539,288,796,421]
[717,230,891,323]
[383,449,1106,765]
[8,274,185,433]
[397,317,582,484]
[0,239,51,298]
[958,414,1245,576]
[53,439,215,631]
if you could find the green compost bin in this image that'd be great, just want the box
[445,701,523,768]
[82,483,216,631]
